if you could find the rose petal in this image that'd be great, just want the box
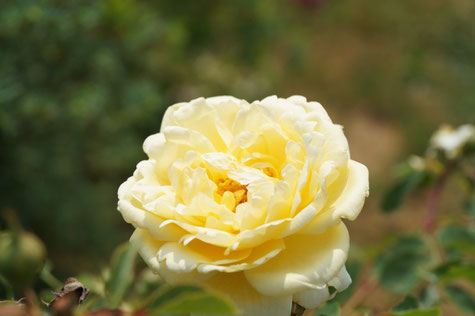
[199,238,285,273]
[130,229,163,271]
[300,160,369,234]
[244,222,349,296]
[118,200,187,241]
[201,272,292,316]
[292,265,351,309]
[158,239,252,273]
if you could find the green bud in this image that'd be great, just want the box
[0,230,46,292]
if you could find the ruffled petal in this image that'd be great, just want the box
[292,265,352,309]
[158,239,252,273]
[118,200,187,242]
[300,160,369,234]
[244,222,349,296]
[200,238,285,273]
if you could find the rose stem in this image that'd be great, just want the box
[424,161,455,233]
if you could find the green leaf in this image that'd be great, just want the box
[392,296,419,313]
[314,300,341,316]
[445,285,475,314]
[392,308,441,316]
[145,284,204,310]
[159,292,237,314]
[437,225,475,254]
[382,170,427,212]
[432,261,475,283]
[463,197,475,217]
[373,236,430,293]
[105,242,138,308]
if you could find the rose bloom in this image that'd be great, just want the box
[429,124,475,160]
[118,96,369,315]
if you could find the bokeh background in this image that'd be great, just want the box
[1,0,474,313]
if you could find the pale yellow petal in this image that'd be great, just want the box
[300,160,369,234]
[203,272,292,316]
[244,222,349,296]
[293,287,329,310]
[168,97,228,151]
[201,239,285,273]
[158,239,252,273]
[292,265,352,309]
[118,200,187,241]
[160,219,237,247]
[231,218,290,251]
[130,228,163,271]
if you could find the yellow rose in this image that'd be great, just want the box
[118,96,369,315]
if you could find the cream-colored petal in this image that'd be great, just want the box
[232,102,274,136]
[293,287,329,310]
[244,222,349,296]
[200,238,285,273]
[160,219,237,248]
[320,123,349,168]
[130,228,163,271]
[132,229,218,285]
[300,160,369,235]
[207,96,243,147]
[292,265,352,309]
[158,239,252,273]
[163,126,216,153]
[142,133,190,185]
[168,97,228,151]
[118,200,187,241]
[331,160,369,220]
[329,265,352,291]
[278,204,318,239]
[202,272,292,316]
[265,180,292,223]
[157,259,216,284]
[231,218,290,251]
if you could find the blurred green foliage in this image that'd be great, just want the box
[0,0,474,284]
[0,0,302,271]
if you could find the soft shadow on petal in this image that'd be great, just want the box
[244,222,349,296]
[199,272,292,316]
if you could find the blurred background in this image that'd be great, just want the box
[0,0,474,313]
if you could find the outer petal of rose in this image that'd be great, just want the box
[162,126,215,153]
[142,133,192,185]
[163,97,228,151]
[118,200,187,241]
[244,222,349,296]
[201,272,292,316]
[160,219,237,247]
[300,160,369,234]
[293,287,329,310]
[292,265,351,309]
[157,240,252,273]
[130,229,163,271]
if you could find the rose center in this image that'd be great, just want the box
[214,178,248,212]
